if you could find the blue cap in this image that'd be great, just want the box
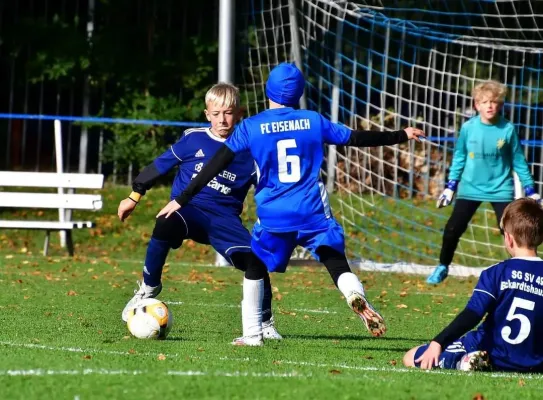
[265,63,305,107]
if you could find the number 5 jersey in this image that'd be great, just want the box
[467,257,543,371]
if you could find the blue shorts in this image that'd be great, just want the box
[251,218,345,273]
[414,330,484,369]
[172,204,252,262]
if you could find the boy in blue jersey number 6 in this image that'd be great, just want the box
[157,63,425,346]
[117,83,282,340]
[428,80,541,284]
[405,198,543,372]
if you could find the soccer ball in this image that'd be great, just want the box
[126,298,173,340]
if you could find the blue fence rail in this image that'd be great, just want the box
[0,113,209,179]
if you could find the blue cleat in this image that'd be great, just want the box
[426,264,449,284]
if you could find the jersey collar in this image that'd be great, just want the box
[512,256,543,261]
[205,128,226,142]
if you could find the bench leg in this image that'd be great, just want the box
[43,231,51,256]
[66,231,74,257]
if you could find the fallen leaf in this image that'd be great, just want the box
[362,355,374,360]
[518,379,526,387]
[128,349,136,354]
[399,291,408,297]
[389,359,397,366]
[472,394,486,400]
[157,354,166,361]
[83,355,92,360]
[329,369,341,375]
[396,304,408,309]
[67,290,77,296]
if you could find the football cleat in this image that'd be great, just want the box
[427,265,449,285]
[231,335,264,347]
[457,351,492,372]
[121,281,162,322]
[262,317,283,340]
[347,292,386,337]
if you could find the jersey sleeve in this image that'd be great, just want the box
[153,134,187,174]
[466,267,499,317]
[510,126,534,188]
[320,115,352,145]
[448,124,468,182]
[225,123,249,153]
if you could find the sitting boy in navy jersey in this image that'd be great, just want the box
[404,198,543,372]
[117,83,281,339]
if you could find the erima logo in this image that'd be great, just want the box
[195,149,205,158]
[143,266,150,275]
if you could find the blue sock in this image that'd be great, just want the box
[143,237,171,287]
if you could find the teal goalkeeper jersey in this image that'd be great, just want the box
[448,115,534,202]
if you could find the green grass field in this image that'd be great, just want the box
[0,185,541,399]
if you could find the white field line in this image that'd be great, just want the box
[216,356,543,381]
[4,340,542,381]
[0,369,308,378]
[164,292,464,315]
[164,301,338,315]
[0,341,179,358]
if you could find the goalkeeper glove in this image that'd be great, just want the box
[524,186,542,205]
[436,180,458,209]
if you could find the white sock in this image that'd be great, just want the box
[337,272,365,298]
[242,278,264,337]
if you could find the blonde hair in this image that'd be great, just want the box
[501,198,543,249]
[472,80,507,103]
[205,83,240,109]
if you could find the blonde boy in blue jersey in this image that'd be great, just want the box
[157,63,425,345]
[428,80,541,284]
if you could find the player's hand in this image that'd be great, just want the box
[118,198,137,222]
[436,180,458,208]
[404,127,426,142]
[415,341,442,370]
[156,200,182,219]
[525,187,542,206]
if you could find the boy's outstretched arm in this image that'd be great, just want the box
[416,307,482,369]
[345,127,425,147]
[156,145,236,218]
[118,162,164,222]
[118,144,185,222]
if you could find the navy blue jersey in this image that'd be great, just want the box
[225,108,351,232]
[467,257,543,371]
[154,128,255,215]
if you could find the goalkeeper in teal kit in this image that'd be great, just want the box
[428,80,541,284]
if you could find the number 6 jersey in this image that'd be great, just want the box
[467,257,543,371]
[225,107,352,232]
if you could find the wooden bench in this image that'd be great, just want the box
[0,171,104,256]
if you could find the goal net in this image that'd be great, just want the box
[239,0,543,274]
